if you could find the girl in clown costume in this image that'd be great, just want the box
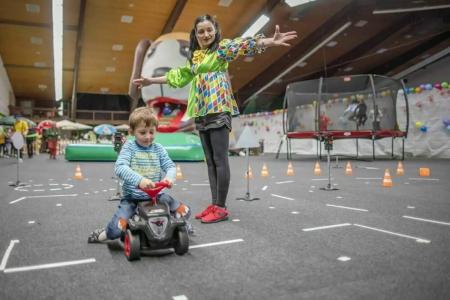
[134,15,296,223]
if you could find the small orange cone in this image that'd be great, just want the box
[245,166,253,179]
[314,161,321,176]
[74,164,83,180]
[261,163,269,177]
[396,161,404,176]
[419,167,430,177]
[345,161,353,176]
[176,164,183,180]
[286,161,294,176]
[382,168,393,187]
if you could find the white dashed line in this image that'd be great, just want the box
[4,258,96,274]
[275,180,294,184]
[403,215,450,226]
[189,239,244,249]
[338,256,351,262]
[302,223,351,232]
[326,204,368,212]
[271,194,294,201]
[0,240,19,271]
[262,185,268,191]
[353,223,430,243]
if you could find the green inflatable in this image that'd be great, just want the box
[65,132,205,162]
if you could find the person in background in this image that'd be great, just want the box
[13,117,28,161]
[25,127,37,158]
[133,15,297,223]
[0,126,5,157]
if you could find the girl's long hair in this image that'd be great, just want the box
[188,15,221,64]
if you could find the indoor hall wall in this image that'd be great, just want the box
[0,55,15,115]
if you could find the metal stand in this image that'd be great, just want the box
[320,136,339,191]
[236,148,259,201]
[9,152,26,187]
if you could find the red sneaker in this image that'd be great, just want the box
[201,205,229,223]
[195,204,215,219]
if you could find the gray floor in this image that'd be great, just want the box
[0,153,449,300]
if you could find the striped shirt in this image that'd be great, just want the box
[115,140,176,200]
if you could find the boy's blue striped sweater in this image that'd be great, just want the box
[115,140,176,200]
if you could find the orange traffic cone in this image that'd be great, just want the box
[74,164,83,180]
[382,169,393,187]
[396,161,404,176]
[261,163,269,177]
[314,161,321,176]
[286,161,294,176]
[419,167,430,177]
[176,164,183,180]
[245,166,253,179]
[345,161,353,176]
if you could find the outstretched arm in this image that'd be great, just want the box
[257,25,297,48]
[132,76,167,89]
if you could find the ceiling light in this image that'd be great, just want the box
[404,34,412,39]
[241,14,270,38]
[344,66,353,72]
[343,76,351,82]
[30,37,43,45]
[376,48,388,54]
[34,62,47,67]
[112,44,124,51]
[121,15,133,23]
[326,41,338,47]
[112,57,117,61]
[36,51,41,55]
[100,87,110,93]
[129,3,134,8]
[38,84,47,90]
[285,0,316,7]
[52,0,63,101]
[297,62,307,67]
[25,3,40,13]
[105,66,116,72]
[354,20,368,27]
[218,0,233,7]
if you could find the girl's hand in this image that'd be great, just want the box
[271,25,297,47]
[132,77,151,89]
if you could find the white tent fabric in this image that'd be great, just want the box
[56,120,92,130]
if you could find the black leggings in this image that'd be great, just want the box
[199,126,230,208]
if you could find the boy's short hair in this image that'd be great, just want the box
[129,107,159,131]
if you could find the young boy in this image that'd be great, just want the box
[88,107,191,243]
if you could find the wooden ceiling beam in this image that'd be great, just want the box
[236,1,356,109]
[161,0,187,35]
[301,15,412,80]
[369,30,450,75]
[0,19,77,30]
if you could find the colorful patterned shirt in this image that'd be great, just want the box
[115,140,176,200]
[166,34,266,118]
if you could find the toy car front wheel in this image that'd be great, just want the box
[173,226,189,255]
[124,229,140,261]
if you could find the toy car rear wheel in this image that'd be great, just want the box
[124,229,140,261]
[174,226,189,255]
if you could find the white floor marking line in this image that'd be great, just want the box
[232,219,240,222]
[56,203,62,207]
[312,178,333,181]
[190,183,209,186]
[309,190,314,193]
[4,258,96,274]
[271,194,294,201]
[28,221,35,224]
[360,166,379,170]
[291,211,299,214]
[326,204,368,212]
[9,194,78,204]
[269,206,275,209]
[356,177,382,180]
[173,295,188,300]
[189,239,244,249]
[336,196,344,199]
[353,223,431,243]
[403,215,450,226]
[407,206,415,209]
[0,240,19,271]
[50,188,62,191]
[33,189,45,192]
[275,180,294,184]
[262,185,268,191]
[337,256,351,262]
[9,197,26,204]
[302,223,351,232]
[49,183,59,186]
[408,178,440,181]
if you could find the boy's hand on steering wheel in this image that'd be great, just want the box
[139,178,155,189]
[161,178,173,189]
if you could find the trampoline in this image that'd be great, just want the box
[278,74,409,160]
